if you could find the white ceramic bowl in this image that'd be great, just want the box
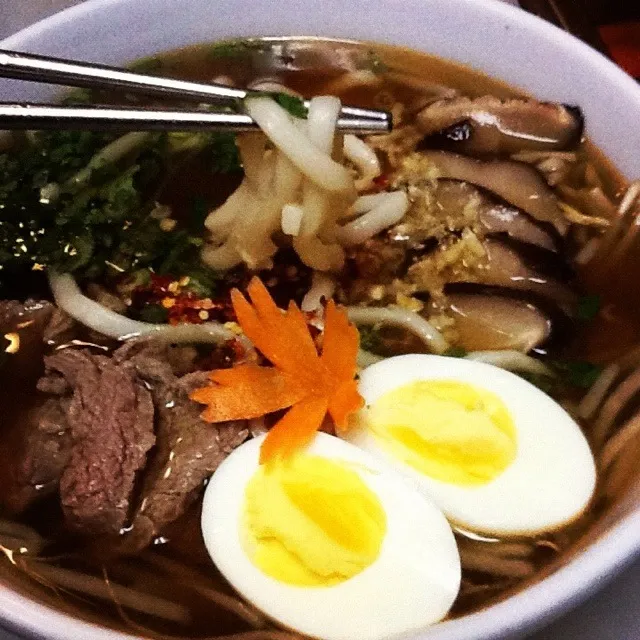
[1,1,640,639]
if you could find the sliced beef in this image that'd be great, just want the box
[116,345,248,553]
[4,325,246,547]
[42,349,155,536]
[0,300,75,514]
[3,398,72,514]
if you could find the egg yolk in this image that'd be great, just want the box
[242,454,386,587]
[363,380,517,486]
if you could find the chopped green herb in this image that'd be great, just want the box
[158,231,203,275]
[207,132,241,173]
[128,56,164,74]
[577,294,601,321]
[0,127,229,291]
[358,326,384,354]
[552,359,603,389]
[181,267,222,297]
[248,92,308,119]
[209,39,266,59]
[138,304,169,324]
[517,370,557,395]
[189,196,210,232]
[273,93,307,118]
[361,50,389,74]
[61,88,94,105]
[443,346,468,358]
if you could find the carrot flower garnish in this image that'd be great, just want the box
[190,277,364,464]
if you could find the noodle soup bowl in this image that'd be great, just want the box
[1,0,640,639]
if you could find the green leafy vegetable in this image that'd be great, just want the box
[517,370,557,395]
[61,88,94,105]
[0,127,234,291]
[129,56,164,74]
[180,267,222,297]
[273,93,307,118]
[207,132,241,173]
[248,91,308,119]
[576,294,601,321]
[517,358,603,395]
[189,197,210,232]
[358,326,384,353]
[209,39,266,59]
[361,50,389,74]
[138,304,169,324]
[443,346,468,358]
[552,359,603,389]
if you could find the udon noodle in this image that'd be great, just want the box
[0,36,639,639]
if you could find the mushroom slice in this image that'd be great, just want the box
[480,237,578,314]
[434,180,560,251]
[417,96,584,156]
[422,150,569,235]
[444,283,569,352]
[479,202,560,253]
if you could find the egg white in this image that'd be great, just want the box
[345,354,597,538]
[201,432,461,640]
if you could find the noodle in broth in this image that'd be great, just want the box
[0,37,639,639]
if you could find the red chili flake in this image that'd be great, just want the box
[130,274,235,326]
[372,174,390,190]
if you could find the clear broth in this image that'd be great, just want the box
[0,37,637,639]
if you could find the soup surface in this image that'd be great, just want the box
[0,37,639,640]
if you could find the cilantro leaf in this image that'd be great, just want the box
[207,132,241,173]
[248,92,307,119]
[359,326,384,353]
[552,359,603,389]
[443,346,468,358]
[273,93,307,118]
[209,39,266,59]
[577,294,601,321]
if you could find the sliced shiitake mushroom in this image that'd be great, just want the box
[417,96,584,156]
[433,180,560,252]
[479,236,578,314]
[421,150,569,235]
[443,283,570,352]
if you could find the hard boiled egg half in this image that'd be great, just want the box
[201,432,461,640]
[344,354,597,538]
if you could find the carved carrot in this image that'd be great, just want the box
[190,277,363,463]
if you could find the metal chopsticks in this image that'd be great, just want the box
[0,50,392,134]
[0,103,387,133]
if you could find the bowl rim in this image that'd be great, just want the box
[1,1,640,639]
